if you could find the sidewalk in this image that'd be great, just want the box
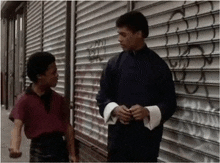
[1,105,30,162]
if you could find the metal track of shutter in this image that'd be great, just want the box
[43,1,66,95]
[25,1,42,87]
[1,19,7,105]
[133,1,219,162]
[8,20,15,110]
[74,1,127,155]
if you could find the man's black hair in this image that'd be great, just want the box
[27,52,55,83]
[116,11,149,38]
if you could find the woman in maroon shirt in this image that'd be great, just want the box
[9,52,77,162]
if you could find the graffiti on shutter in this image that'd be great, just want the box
[133,1,219,162]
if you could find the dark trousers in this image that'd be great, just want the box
[30,132,69,162]
[107,145,158,162]
[107,121,162,162]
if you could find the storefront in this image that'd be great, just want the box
[1,1,219,162]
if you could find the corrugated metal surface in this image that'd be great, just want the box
[14,16,22,97]
[43,1,66,95]
[8,19,15,109]
[74,1,127,158]
[77,141,107,162]
[8,19,15,110]
[25,1,42,87]
[14,18,19,96]
[1,18,8,105]
[133,1,219,162]
[18,14,25,90]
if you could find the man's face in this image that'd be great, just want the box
[40,62,58,88]
[117,27,141,51]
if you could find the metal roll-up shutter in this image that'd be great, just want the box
[8,19,15,110]
[1,19,7,105]
[133,1,219,162]
[43,1,67,95]
[74,1,127,160]
[25,1,42,87]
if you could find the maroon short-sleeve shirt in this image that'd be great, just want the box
[10,85,69,139]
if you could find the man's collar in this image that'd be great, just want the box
[133,44,148,54]
[128,44,149,56]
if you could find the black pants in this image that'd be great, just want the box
[107,145,158,162]
[107,121,162,162]
[30,132,69,162]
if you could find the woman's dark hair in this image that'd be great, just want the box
[27,52,55,83]
[116,11,149,38]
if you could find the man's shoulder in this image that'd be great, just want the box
[107,51,126,67]
[148,48,169,67]
[148,48,162,60]
[108,52,122,63]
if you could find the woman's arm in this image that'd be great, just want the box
[9,119,23,158]
[65,124,77,162]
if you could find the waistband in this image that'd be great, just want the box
[31,132,64,143]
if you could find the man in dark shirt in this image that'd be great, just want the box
[9,52,77,162]
[96,11,176,162]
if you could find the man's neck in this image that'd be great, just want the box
[133,41,145,51]
[32,83,48,96]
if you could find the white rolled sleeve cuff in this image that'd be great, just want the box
[103,102,119,124]
[104,103,161,129]
[143,105,161,130]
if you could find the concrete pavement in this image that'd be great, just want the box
[1,105,30,162]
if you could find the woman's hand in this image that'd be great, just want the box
[9,148,22,158]
[9,119,23,159]
[70,155,78,162]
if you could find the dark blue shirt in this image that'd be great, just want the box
[96,45,176,158]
